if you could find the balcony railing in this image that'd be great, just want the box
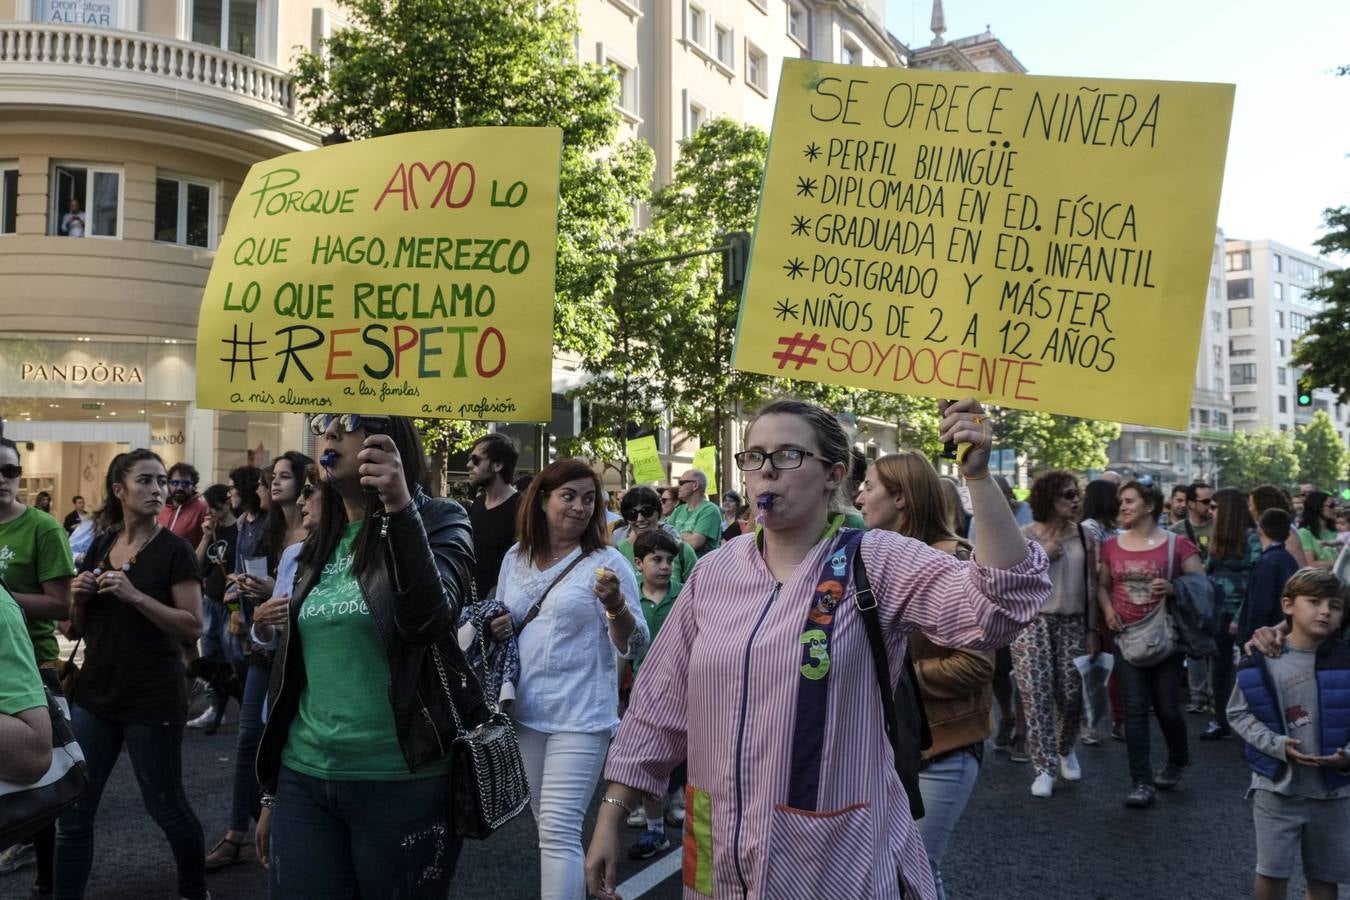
[0,23,293,113]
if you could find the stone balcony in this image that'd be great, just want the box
[0,23,317,152]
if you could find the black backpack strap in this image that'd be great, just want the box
[854,545,929,820]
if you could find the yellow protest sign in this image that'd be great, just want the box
[691,445,718,498]
[733,62,1233,429]
[195,127,562,422]
[627,436,665,484]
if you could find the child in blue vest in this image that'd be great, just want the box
[1227,568,1350,900]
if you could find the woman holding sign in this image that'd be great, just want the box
[585,399,1049,900]
[253,414,482,897]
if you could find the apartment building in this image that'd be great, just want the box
[1225,238,1347,441]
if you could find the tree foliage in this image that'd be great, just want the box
[995,410,1121,472]
[1292,206,1350,405]
[292,0,653,470]
[1215,428,1300,489]
[1294,410,1350,489]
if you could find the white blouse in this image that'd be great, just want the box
[496,544,647,735]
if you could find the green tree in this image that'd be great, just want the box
[1214,428,1301,489]
[292,0,653,472]
[995,410,1121,472]
[1291,206,1350,404]
[1294,410,1350,489]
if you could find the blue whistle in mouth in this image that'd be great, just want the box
[757,494,775,511]
[320,450,339,469]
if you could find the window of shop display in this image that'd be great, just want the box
[192,0,259,57]
[2,167,17,234]
[49,164,121,238]
[154,175,215,248]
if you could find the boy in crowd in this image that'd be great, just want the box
[1238,509,1301,649]
[626,530,686,861]
[1227,568,1350,900]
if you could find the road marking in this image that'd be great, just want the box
[616,846,683,898]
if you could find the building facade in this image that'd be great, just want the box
[0,1,348,506]
[1224,237,1347,441]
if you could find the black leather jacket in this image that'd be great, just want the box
[256,487,487,793]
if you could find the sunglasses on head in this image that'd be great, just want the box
[0,464,21,480]
[624,505,658,521]
[309,414,390,436]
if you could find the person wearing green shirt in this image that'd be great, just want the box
[0,584,51,785]
[0,438,76,668]
[669,468,721,557]
[626,529,686,861]
[1296,491,1341,567]
[615,487,698,584]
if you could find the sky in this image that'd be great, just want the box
[885,0,1350,260]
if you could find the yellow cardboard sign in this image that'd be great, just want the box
[734,62,1233,429]
[627,435,665,484]
[195,127,562,422]
[691,445,718,498]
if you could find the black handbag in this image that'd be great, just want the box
[0,669,89,847]
[428,578,530,839]
[854,550,931,821]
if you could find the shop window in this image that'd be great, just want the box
[155,176,215,249]
[1,167,16,235]
[50,164,121,238]
[192,0,259,57]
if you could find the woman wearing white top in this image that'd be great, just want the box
[489,458,648,900]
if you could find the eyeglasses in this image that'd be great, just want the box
[624,505,658,521]
[309,414,389,436]
[1194,498,1215,506]
[733,447,824,472]
[467,455,484,467]
[1060,490,1080,500]
[168,479,193,488]
[0,464,21,480]
[300,484,317,500]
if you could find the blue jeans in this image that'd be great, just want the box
[916,750,981,900]
[228,659,270,831]
[268,765,461,898]
[1115,650,1190,785]
[54,706,205,899]
[200,597,227,660]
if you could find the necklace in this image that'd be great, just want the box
[110,524,161,572]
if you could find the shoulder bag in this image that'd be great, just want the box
[0,669,89,847]
[430,576,531,839]
[1116,532,1179,667]
[517,555,587,632]
[853,546,931,821]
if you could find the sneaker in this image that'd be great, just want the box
[1081,731,1101,747]
[1154,763,1187,791]
[628,829,671,860]
[625,807,646,828]
[665,789,686,826]
[993,718,1015,750]
[1124,782,1155,808]
[0,843,34,875]
[1109,722,1126,742]
[186,707,219,730]
[1059,751,1082,782]
[1007,743,1030,763]
[1030,772,1055,798]
[1199,722,1232,742]
[1184,702,1206,715]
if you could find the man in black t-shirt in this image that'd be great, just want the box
[188,484,240,729]
[466,433,521,599]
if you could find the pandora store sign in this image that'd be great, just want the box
[0,337,193,402]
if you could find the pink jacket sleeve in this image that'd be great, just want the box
[862,530,1051,650]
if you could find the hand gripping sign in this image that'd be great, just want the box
[733,61,1233,429]
[196,127,562,422]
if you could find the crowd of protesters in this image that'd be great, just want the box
[1,404,1348,900]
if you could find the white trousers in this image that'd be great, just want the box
[516,724,611,900]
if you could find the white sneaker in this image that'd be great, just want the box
[1059,751,1082,782]
[186,707,218,730]
[1031,772,1055,798]
[626,807,646,828]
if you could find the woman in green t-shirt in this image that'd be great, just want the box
[255,415,482,897]
[1297,491,1340,568]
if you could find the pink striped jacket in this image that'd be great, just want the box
[605,529,1050,899]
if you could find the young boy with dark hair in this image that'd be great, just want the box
[626,529,685,860]
[1237,509,1300,648]
[1228,568,1350,900]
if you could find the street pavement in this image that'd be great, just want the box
[5,709,1338,899]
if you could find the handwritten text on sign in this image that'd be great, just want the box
[733,62,1232,428]
[195,127,562,422]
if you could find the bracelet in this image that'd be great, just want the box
[260,792,277,809]
[601,795,635,816]
[605,604,630,622]
[962,469,990,482]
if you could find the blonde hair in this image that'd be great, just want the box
[872,452,964,546]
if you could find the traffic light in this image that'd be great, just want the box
[721,231,751,296]
[1296,377,1313,407]
[547,432,558,463]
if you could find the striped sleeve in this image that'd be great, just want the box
[863,530,1050,650]
[603,566,700,796]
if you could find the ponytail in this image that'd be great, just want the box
[95,449,164,535]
